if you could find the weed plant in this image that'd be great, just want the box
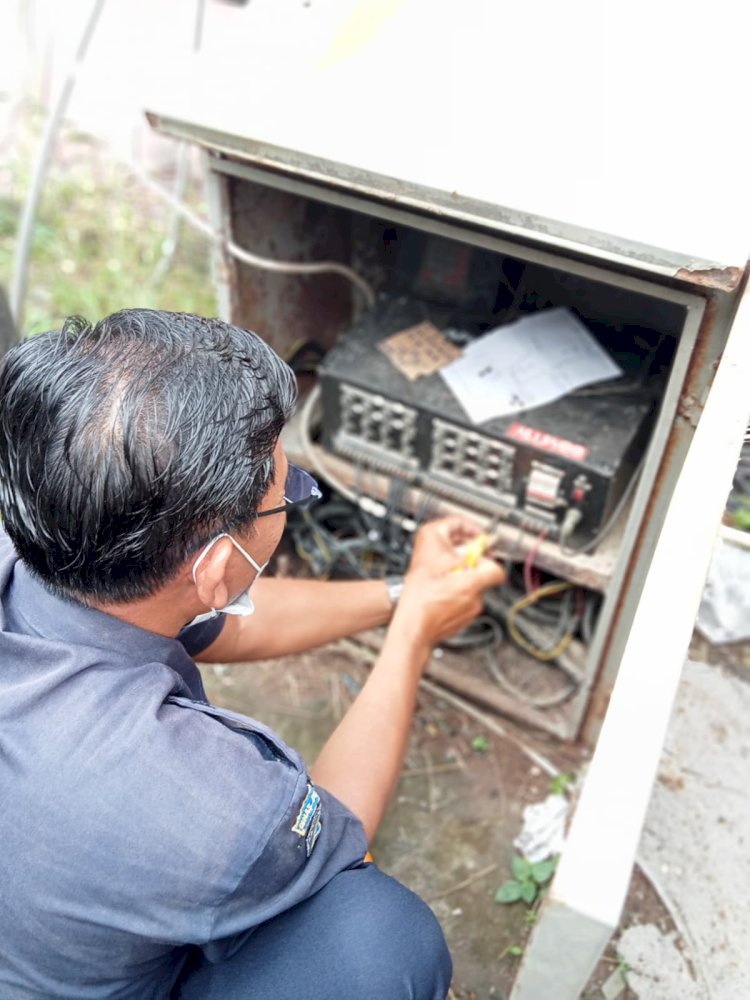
[0,107,217,338]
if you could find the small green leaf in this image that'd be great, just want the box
[531,858,557,885]
[731,500,750,532]
[548,771,575,795]
[511,855,532,880]
[495,880,523,903]
[520,880,537,904]
[508,945,524,956]
[471,736,489,753]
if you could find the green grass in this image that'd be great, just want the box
[0,118,217,338]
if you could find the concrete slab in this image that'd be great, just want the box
[617,924,702,1000]
[629,659,750,999]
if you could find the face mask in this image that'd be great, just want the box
[187,533,269,627]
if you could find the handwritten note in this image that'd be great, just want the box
[378,321,461,381]
[439,308,622,423]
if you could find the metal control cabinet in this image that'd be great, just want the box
[141,128,747,744]
[145,3,749,994]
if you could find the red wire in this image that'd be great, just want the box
[523,526,548,594]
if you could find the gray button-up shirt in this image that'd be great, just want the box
[0,530,367,998]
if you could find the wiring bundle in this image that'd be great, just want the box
[285,342,603,712]
[285,477,600,711]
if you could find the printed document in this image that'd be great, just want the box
[439,308,622,424]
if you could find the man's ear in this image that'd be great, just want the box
[191,536,233,611]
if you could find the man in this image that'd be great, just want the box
[0,309,505,999]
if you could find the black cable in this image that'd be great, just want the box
[475,615,579,709]
[560,456,646,555]
[441,617,501,651]
[287,489,413,581]
[581,592,600,645]
[288,490,593,704]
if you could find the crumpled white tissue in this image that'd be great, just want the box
[513,793,568,863]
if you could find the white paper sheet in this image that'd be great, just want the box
[439,308,623,424]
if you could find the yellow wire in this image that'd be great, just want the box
[506,581,576,662]
[283,338,310,364]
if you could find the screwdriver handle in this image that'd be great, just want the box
[454,532,489,571]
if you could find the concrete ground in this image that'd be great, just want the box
[617,650,750,1000]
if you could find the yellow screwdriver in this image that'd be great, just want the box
[454,512,503,570]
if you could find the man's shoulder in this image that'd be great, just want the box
[110,698,367,939]
[155,696,310,844]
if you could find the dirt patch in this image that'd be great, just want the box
[201,635,678,999]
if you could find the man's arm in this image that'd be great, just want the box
[309,517,506,842]
[197,577,394,662]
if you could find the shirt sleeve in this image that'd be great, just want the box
[202,768,368,959]
[176,615,226,657]
[154,697,369,960]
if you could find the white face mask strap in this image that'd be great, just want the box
[187,533,268,629]
[191,532,266,586]
[225,534,266,574]
[191,534,226,585]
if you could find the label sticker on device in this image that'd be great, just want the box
[507,423,589,463]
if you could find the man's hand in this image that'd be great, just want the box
[310,515,506,840]
[396,516,507,650]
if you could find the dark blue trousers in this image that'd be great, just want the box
[174,864,452,999]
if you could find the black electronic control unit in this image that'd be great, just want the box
[318,297,657,545]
